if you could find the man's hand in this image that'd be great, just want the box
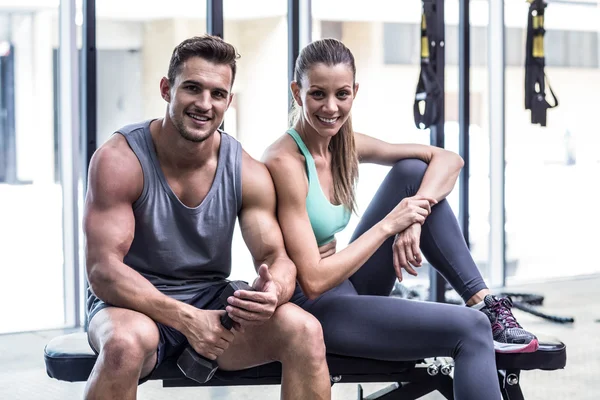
[392,223,423,282]
[318,239,337,259]
[225,264,278,327]
[183,309,236,361]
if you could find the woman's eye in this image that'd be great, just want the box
[337,91,349,98]
[311,91,324,98]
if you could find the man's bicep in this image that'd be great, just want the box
[84,197,135,265]
[83,145,139,267]
[239,155,287,265]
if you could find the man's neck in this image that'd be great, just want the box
[151,118,220,171]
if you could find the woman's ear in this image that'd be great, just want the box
[353,82,360,99]
[291,81,303,107]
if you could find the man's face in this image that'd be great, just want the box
[162,57,233,143]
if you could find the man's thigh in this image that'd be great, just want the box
[87,305,161,380]
[216,302,320,371]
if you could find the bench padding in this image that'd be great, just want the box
[44,332,566,385]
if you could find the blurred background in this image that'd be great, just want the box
[0,0,598,398]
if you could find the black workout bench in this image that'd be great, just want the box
[44,331,566,399]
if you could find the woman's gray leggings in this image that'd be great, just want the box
[291,159,502,400]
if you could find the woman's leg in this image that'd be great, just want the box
[348,158,538,353]
[349,158,486,299]
[303,282,502,400]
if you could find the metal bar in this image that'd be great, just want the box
[82,0,97,328]
[429,0,446,303]
[489,0,506,288]
[59,0,81,328]
[458,0,470,247]
[288,0,301,108]
[207,0,224,38]
[299,0,312,49]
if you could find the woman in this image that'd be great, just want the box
[261,38,538,399]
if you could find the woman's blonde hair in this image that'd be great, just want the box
[289,38,359,213]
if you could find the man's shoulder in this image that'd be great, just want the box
[116,119,154,136]
[89,135,142,197]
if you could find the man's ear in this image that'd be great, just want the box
[160,77,171,102]
[290,81,303,107]
[353,82,360,99]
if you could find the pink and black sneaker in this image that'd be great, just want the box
[480,295,539,353]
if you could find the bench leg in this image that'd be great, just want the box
[498,369,525,400]
[356,376,454,400]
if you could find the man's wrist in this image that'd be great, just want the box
[174,302,196,335]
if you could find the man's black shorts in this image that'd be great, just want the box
[86,281,230,383]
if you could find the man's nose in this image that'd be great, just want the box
[194,91,212,111]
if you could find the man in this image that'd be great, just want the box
[83,35,331,400]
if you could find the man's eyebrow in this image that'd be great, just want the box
[309,84,353,90]
[181,79,230,95]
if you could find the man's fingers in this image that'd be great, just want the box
[233,289,275,303]
[226,304,272,321]
[226,308,268,326]
[258,264,273,282]
[227,296,266,312]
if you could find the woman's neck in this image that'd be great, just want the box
[294,118,331,159]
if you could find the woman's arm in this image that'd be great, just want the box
[265,154,430,299]
[356,132,464,202]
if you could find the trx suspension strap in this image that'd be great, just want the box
[525,0,558,126]
[414,0,442,130]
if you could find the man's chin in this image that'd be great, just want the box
[180,126,214,143]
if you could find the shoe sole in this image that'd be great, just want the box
[494,338,539,353]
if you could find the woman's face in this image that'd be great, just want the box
[294,63,358,139]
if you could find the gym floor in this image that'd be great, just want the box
[1,275,597,400]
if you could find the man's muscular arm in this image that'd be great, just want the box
[238,151,297,305]
[84,135,198,333]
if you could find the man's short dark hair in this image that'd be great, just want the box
[167,35,240,87]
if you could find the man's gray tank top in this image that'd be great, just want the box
[119,120,242,301]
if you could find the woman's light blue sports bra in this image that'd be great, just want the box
[286,128,351,246]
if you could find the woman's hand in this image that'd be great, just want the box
[392,223,423,282]
[318,239,337,259]
[382,195,436,235]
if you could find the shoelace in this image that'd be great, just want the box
[491,297,521,328]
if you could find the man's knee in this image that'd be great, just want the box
[92,310,159,373]
[272,304,326,363]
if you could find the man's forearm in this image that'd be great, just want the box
[264,256,297,305]
[88,258,194,332]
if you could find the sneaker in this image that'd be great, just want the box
[480,295,539,354]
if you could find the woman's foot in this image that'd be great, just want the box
[478,295,539,353]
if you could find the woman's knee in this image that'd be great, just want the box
[271,304,326,363]
[458,309,494,351]
[390,158,428,189]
